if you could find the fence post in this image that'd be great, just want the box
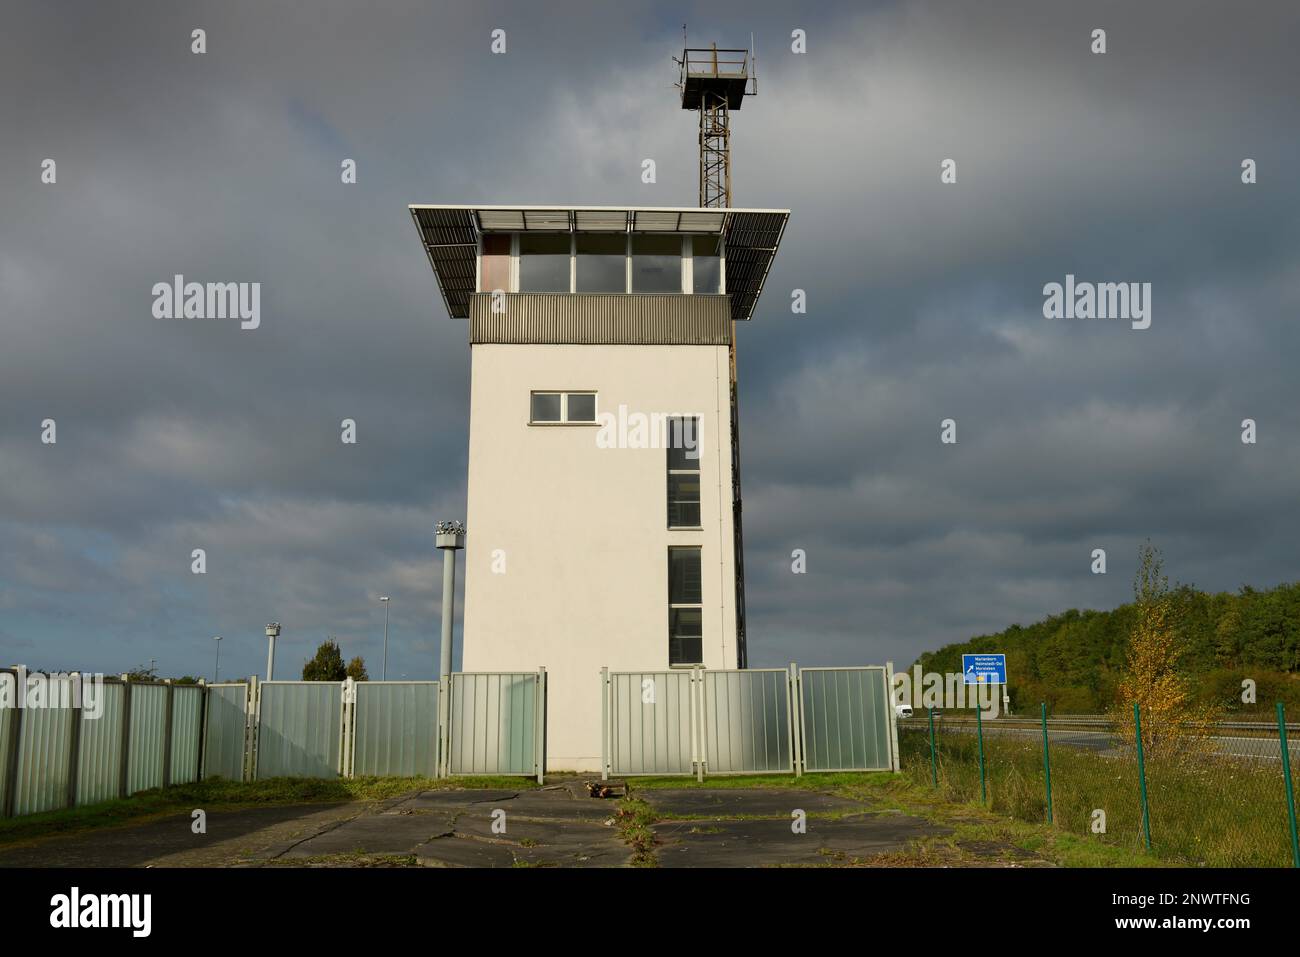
[437,675,450,779]
[338,678,353,779]
[1277,701,1299,869]
[976,703,987,804]
[66,674,83,809]
[162,681,175,788]
[2,694,22,818]
[785,663,798,777]
[600,667,610,782]
[790,665,800,780]
[195,681,209,781]
[118,679,133,798]
[245,676,259,783]
[928,707,937,788]
[694,669,705,783]
[535,667,546,785]
[885,661,901,772]
[1040,702,1053,824]
[1134,701,1152,851]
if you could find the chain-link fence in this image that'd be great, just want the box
[899,702,1300,867]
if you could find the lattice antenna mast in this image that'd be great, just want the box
[675,40,756,208]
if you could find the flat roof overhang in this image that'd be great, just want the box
[409,204,790,323]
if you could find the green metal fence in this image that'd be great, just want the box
[350,681,440,778]
[601,663,901,780]
[902,701,1300,867]
[1,671,210,819]
[3,669,548,820]
[447,672,544,778]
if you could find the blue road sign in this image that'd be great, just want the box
[962,653,1007,684]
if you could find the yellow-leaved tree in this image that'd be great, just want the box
[1112,542,1218,760]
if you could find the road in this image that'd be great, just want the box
[900,718,1300,761]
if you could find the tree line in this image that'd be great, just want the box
[915,558,1300,714]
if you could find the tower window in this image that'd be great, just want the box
[529,391,597,424]
[690,234,722,294]
[667,416,701,527]
[480,233,511,294]
[518,233,571,292]
[631,234,683,293]
[576,234,627,293]
[669,547,703,665]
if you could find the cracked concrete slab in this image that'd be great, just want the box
[0,803,360,868]
[652,811,948,867]
[639,788,870,818]
[0,779,978,868]
[414,835,521,868]
[279,814,454,859]
[384,789,521,812]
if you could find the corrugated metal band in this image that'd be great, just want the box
[469,293,731,345]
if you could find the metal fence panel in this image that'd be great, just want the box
[702,669,793,774]
[800,667,892,772]
[203,683,249,781]
[608,671,696,776]
[13,676,76,816]
[169,686,204,785]
[127,684,168,795]
[449,673,536,775]
[76,681,125,805]
[352,682,439,778]
[256,682,342,779]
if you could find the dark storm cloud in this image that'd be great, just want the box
[1,0,1297,679]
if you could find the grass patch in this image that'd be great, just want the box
[899,727,1296,867]
[626,766,1165,867]
[629,771,898,792]
[613,797,660,867]
[0,774,538,847]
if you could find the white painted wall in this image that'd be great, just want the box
[462,343,736,771]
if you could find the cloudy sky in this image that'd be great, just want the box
[2,0,1298,681]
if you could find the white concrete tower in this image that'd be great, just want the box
[410,204,788,769]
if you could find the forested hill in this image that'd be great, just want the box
[913,582,1300,713]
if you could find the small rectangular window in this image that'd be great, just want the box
[667,417,701,528]
[576,234,626,293]
[669,547,703,665]
[691,235,721,294]
[669,547,702,605]
[530,391,597,424]
[668,475,701,527]
[566,392,596,422]
[632,234,682,293]
[530,392,562,422]
[518,233,571,292]
[669,608,703,666]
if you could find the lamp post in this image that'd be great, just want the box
[212,635,222,683]
[434,521,466,680]
[379,597,390,680]
[265,622,280,681]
